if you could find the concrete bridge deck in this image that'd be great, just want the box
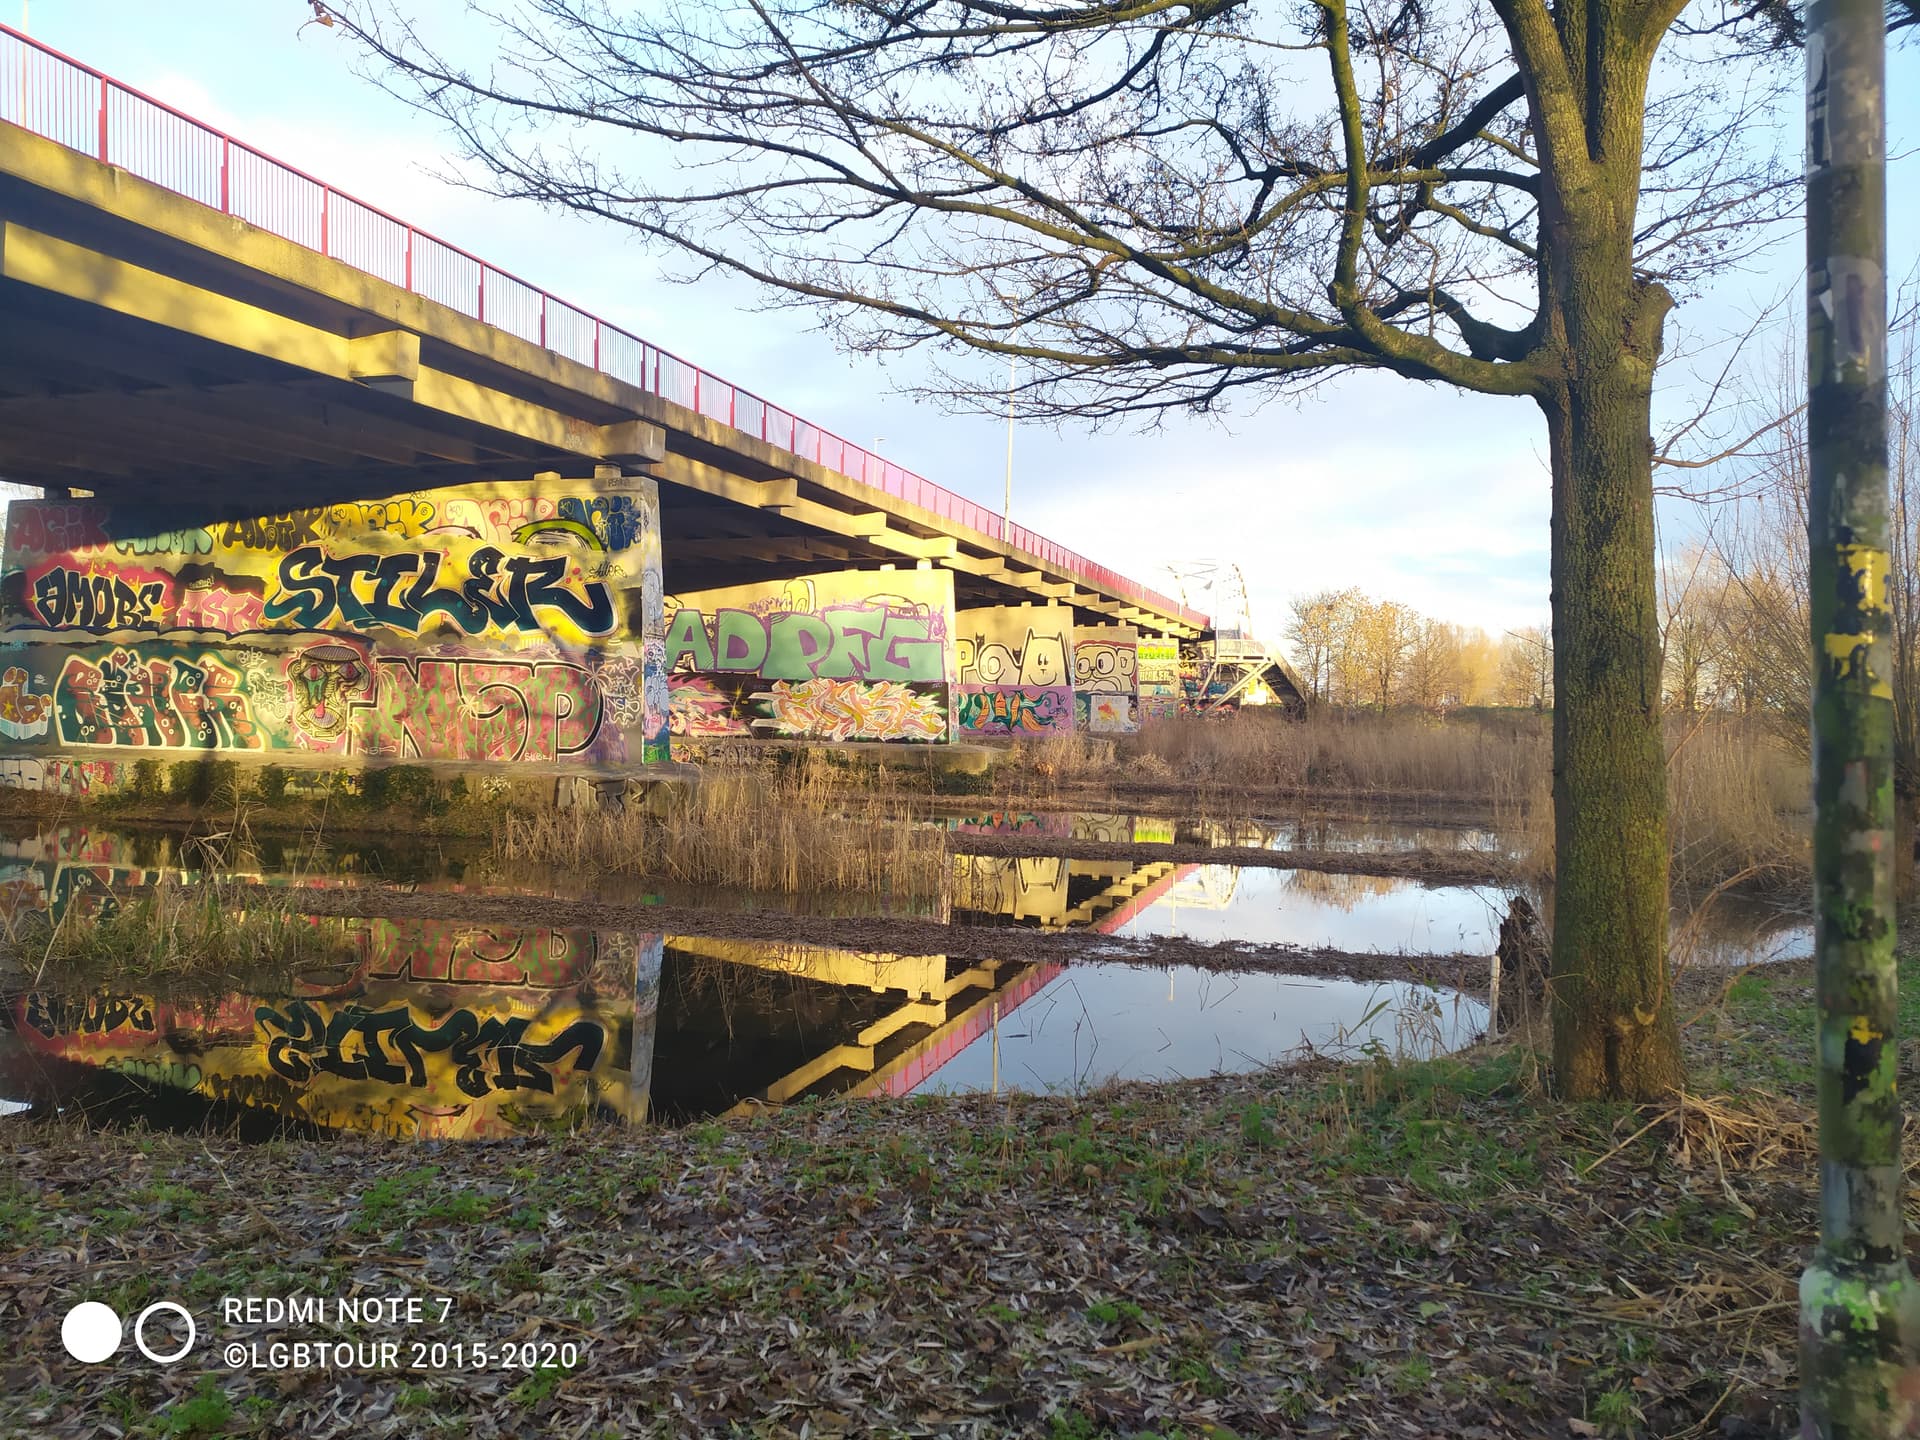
[0,23,1204,639]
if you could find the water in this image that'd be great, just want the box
[0,812,1798,1141]
[1110,865,1504,953]
[914,965,1485,1096]
[942,807,1508,853]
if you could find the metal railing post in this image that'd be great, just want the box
[95,73,106,161]
[219,135,229,213]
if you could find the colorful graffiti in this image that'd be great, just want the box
[0,756,121,794]
[955,687,1072,735]
[57,648,260,750]
[6,641,621,764]
[954,605,1074,737]
[1076,693,1138,734]
[1137,637,1180,723]
[28,562,170,631]
[0,666,51,740]
[1073,626,1140,735]
[759,677,946,741]
[666,570,954,744]
[0,478,670,780]
[264,546,614,640]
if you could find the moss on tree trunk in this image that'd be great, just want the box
[1543,370,1685,1100]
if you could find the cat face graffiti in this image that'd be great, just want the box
[286,644,369,741]
[1018,632,1068,688]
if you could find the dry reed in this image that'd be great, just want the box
[497,754,949,902]
[1005,708,1806,896]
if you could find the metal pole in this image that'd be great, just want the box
[1799,0,1920,1425]
[991,1000,1000,1095]
[1003,357,1016,531]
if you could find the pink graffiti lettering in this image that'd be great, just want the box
[176,586,267,634]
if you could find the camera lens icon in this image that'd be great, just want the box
[61,1301,195,1365]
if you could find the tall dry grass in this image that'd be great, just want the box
[498,754,949,901]
[1011,709,1547,809]
[1491,713,1807,893]
[1009,708,1807,895]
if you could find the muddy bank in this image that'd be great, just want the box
[194,881,1493,991]
[949,831,1518,886]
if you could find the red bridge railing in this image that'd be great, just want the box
[0,23,1206,629]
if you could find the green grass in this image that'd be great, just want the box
[158,1376,232,1438]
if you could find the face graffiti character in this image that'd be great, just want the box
[1018,631,1068,688]
[287,644,369,742]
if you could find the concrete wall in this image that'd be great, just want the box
[953,603,1075,736]
[1137,637,1180,722]
[0,477,669,790]
[664,569,956,742]
[1073,624,1140,733]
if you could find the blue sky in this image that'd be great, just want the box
[8,2,1916,640]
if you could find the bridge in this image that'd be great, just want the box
[0,25,1220,789]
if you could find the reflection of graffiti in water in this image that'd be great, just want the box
[24,991,155,1039]
[257,1000,605,1098]
[756,678,946,742]
[303,919,599,994]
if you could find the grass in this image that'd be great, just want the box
[1,873,356,984]
[2,966,1835,1437]
[1001,707,1809,898]
[1004,709,1548,808]
[497,751,948,901]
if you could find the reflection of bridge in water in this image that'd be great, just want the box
[0,819,1195,1136]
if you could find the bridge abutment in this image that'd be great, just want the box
[0,474,671,798]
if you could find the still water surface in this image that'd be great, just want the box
[0,812,1798,1140]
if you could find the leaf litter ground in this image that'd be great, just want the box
[0,957,1858,1440]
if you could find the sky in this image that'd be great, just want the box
[6,2,1917,642]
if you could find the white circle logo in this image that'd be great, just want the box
[133,1302,195,1365]
[60,1302,122,1363]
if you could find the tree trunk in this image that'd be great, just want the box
[1543,370,1685,1100]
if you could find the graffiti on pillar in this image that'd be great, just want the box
[1137,637,1181,723]
[56,647,261,750]
[955,687,1071,734]
[665,570,954,743]
[758,677,946,741]
[0,666,52,740]
[1074,626,1140,734]
[0,478,670,780]
[27,562,170,632]
[954,605,1075,736]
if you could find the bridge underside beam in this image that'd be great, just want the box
[0,132,1200,637]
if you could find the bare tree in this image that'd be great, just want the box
[1285,588,1355,706]
[1500,624,1556,710]
[323,0,1798,1096]
[1401,617,1469,709]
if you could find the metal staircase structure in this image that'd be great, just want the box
[1164,562,1307,711]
